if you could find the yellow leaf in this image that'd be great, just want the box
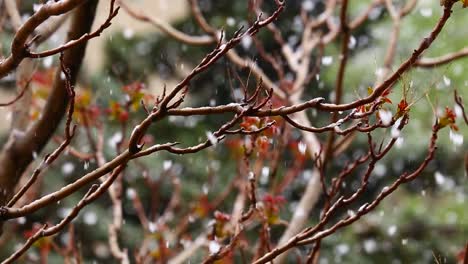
[462,0,468,8]
[34,88,49,100]
[76,89,92,109]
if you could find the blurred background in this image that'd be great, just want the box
[0,0,467,263]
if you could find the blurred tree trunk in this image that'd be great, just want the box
[0,0,99,235]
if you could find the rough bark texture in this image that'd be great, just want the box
[0,0,99,234]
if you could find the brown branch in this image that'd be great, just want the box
[415,47,468,68]
[0,150,131,220]
[454,90,468,125]
[0,0,99,233]
[6,53,77,207]
[0,0,86,78]
[254,124,441,263]
[375,0,402,85]
[349,0,383,30]
[2,165,126,264]
[0,78,31,106]
[3,0,21,30]
[188,0,217,34]
[118,0,214,46]
[164,98,324,117]
[27,0,120,58]
[297,127,439,245]
[127,2,285,153]
[314,2,456,112]
[323,0,350,166]
[1,101,276,219]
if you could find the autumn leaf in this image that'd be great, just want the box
[122,82,152,111]
[381,88,393,104]
[213,211,231,239]
[240,116,260,130]
[107,101,129,123]
[24,225,52,252]
[461,0,468,8]
[263,194,286,225]
[255,136,270,155]
[438,107,458,131]
[75,89,92,110]
[32,69,55,87]
[30,109,40,120]
[224,138,244,157]
[193,195,212,218]
[394,99,409,119]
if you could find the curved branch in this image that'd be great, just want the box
[254,125,440,264]
[118,0,214,46]
[27,0,120,58]
[316,2,455,112]
[2,165,126,264]
[0,0,99,229]
[0,150,131,220]
[0,0,86,78]
[415,47,468,68]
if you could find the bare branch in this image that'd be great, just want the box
[415,47,468,68]
[118,0,214,45]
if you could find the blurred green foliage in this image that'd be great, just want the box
[0,0,466,263]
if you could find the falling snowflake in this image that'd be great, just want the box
[321,56,333,66]
[420,7,433,18]
[83,211,98,225]
[302,0,315,11]
[387,225,397,236]
[379,110,393,126]
[209,241,221,254]
[61,162,75,175]
[206,131,218,145]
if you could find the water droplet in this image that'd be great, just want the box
[387,225,397,236]
[61,162,75,175]
[83,211,98,225]
[434,171,445,185]
[363,239,377,253]
[126,188,136,199]
[248,171,255,180]
[348,36,356,49]
[302,0,315,11]
[148,222,157,233]
[443,75,451,86]
[391,117,403,138]
[379,110,393,126]
[206,131,218,145]
[298,141,307,155]
[420,7,433,18]
[122,28,134,39]
[260,167,270,185]
[163,160,173,171]
[226,17,236,26]
[33,3,43,12]
[449,130,463,146]
[209,241,221,254]
[43,56,53,68]
[335,243,350,255]
[202,184,209,194]
[321,56,333,66]
[241,35,252,49]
